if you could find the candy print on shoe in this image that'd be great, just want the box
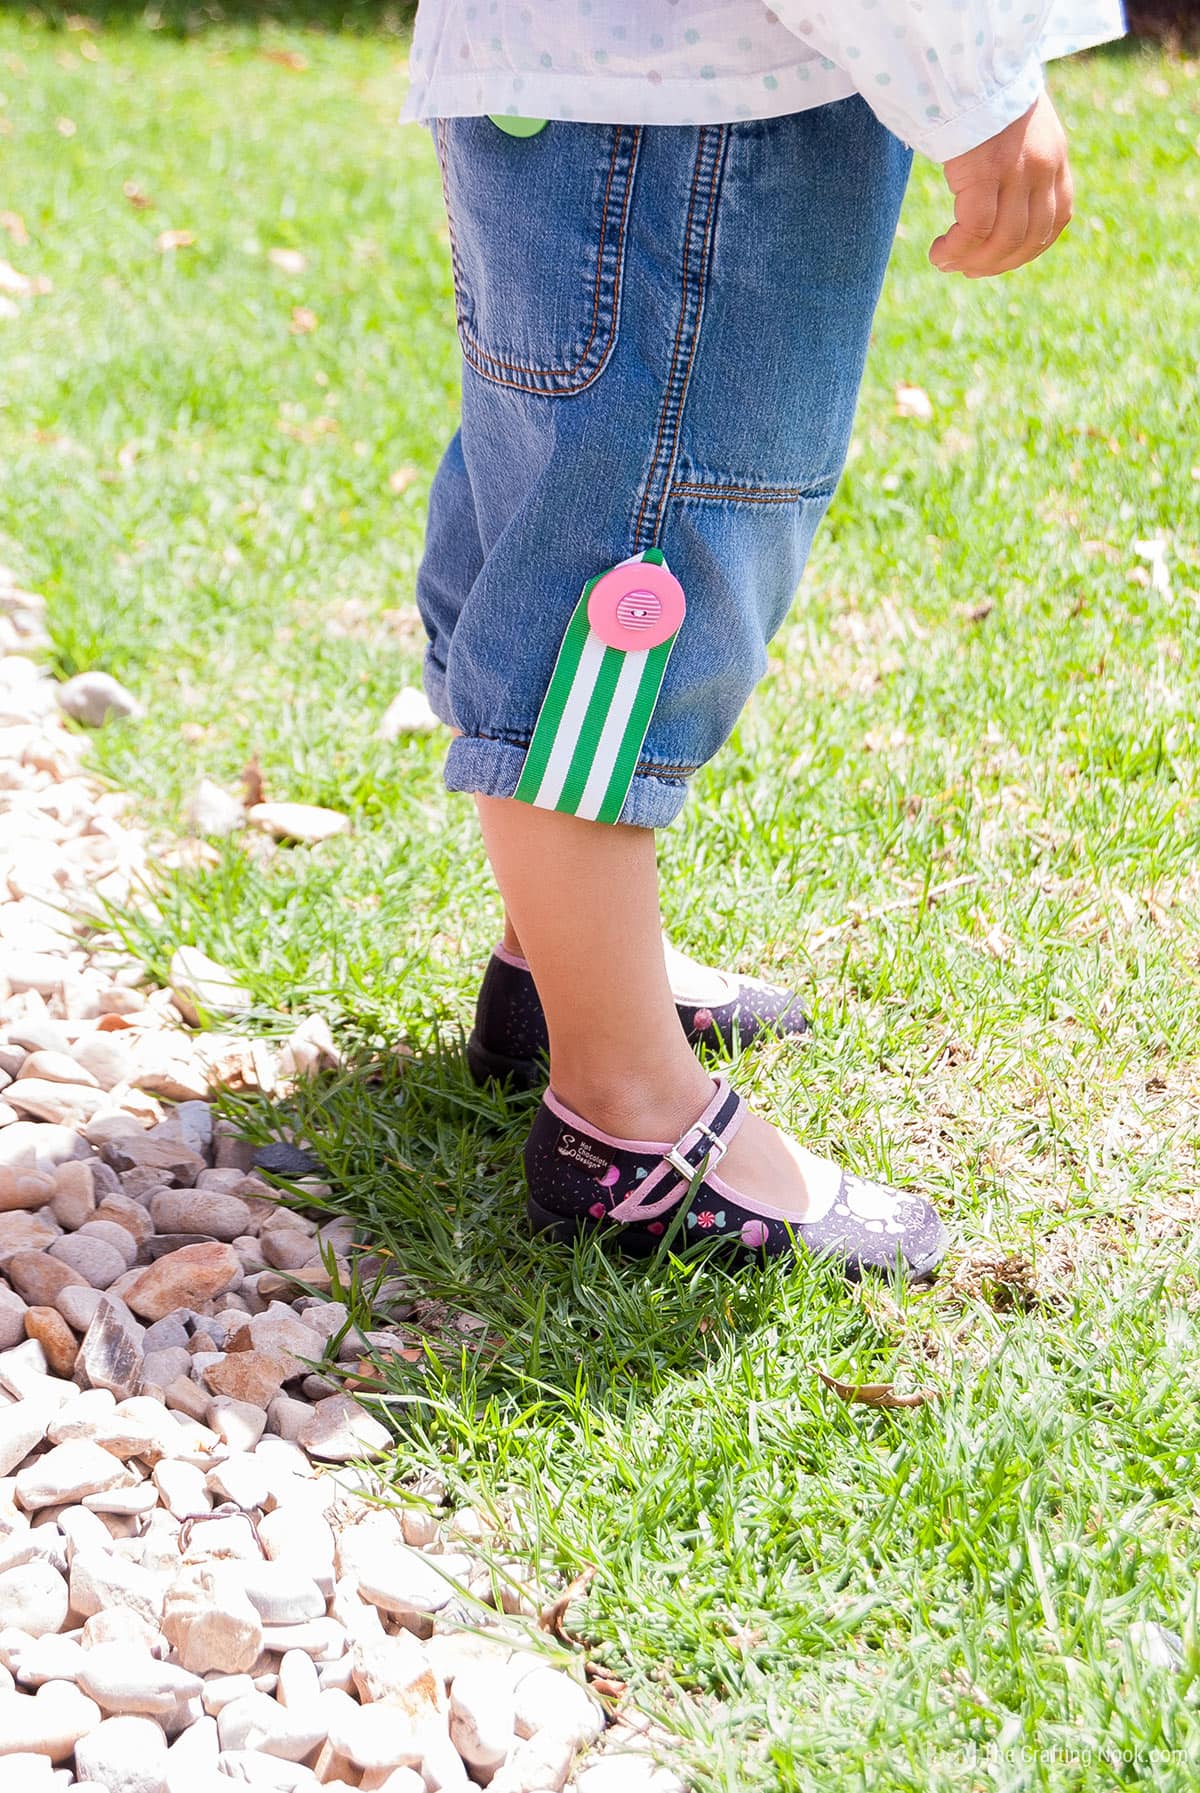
[523,1075,948,1284]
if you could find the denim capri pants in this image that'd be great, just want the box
[417,100,912,828]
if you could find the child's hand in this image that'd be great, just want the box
[930,93,1073,278]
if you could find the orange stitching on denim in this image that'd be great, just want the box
[634,760,694,777]
[648,128,729,544]
[462,128,627,379]
[440,123,640,390]
[633,130,709,548]
[673,481,835,504]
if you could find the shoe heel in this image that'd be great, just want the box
[526,1192,585,1245]
[466,1031,543,1090]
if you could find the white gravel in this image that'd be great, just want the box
[0,592,689,1791]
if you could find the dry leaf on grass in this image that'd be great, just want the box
[156,229,195,252]
[0,211,29,245]
[388,466,417,495]
[268,247,306,274]
[981,922,1012,961]
[241,756,265,809]
[817,1369,938,1409]
[123,182,154,210]
[585,1664,629,1700]
[261,48,309,71]
[290,306,318,334]
[532,1557,621,1700]
[539,1567,596,1646]
[895,383,934,422]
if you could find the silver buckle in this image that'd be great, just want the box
[665,1121,728,1183]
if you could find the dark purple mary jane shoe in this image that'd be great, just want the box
[467,944,808,1089]
[524,1075,947,1283]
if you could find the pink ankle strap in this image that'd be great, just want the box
[608,1077,745,1224]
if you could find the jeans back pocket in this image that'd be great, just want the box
[436,117,640,397]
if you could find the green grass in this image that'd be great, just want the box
[3,12,1200,1788]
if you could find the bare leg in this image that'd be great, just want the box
[499,919,732,1000]
[477,798,710,1136]
[476,797,839,1217]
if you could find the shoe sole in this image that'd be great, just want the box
[528,1192,945,1280]
[526,1192,661,1257]
[526,1192,583,1246]
[466,1030,544,1091]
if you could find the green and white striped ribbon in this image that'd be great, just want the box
[513,550,680,825]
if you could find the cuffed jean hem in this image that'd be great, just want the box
[443,736,689,828]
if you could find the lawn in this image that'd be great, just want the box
[2,9,1200,1788]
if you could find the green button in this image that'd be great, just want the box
[488,114,548,138]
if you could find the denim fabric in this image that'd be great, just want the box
[417,101,911,827]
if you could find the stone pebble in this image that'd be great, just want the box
[513,1666,605,1749]
[0,1678,102,1759]
[8,1251,88,1306]
[54,1284,106,1332]
[23,1305,79,1376]
[0,1558,70,1635]
[16,1440,136,1511]
[74,1713,169,1792]
[75,1642,203,1717]
[450,1664,515,1776]
[0,1282,29,1348]
[0,1429,48,1508]
[122,1243,242,1321]
[148,1187,253,1242]
[47,1232,128,1289]
[0,652,621,1793]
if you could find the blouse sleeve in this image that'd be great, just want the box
[770,0,1055,162]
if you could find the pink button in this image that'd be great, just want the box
[586,561,686,652]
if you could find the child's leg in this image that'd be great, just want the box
[416,108,947,1268]
[477,795,844,1219]
[476,799,709,1130]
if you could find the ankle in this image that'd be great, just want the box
[549,1057,714,1145]
[500,918,524,959]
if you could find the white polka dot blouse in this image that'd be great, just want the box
[403,0,1126,161]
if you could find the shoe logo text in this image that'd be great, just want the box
[556,1131,610,1175]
